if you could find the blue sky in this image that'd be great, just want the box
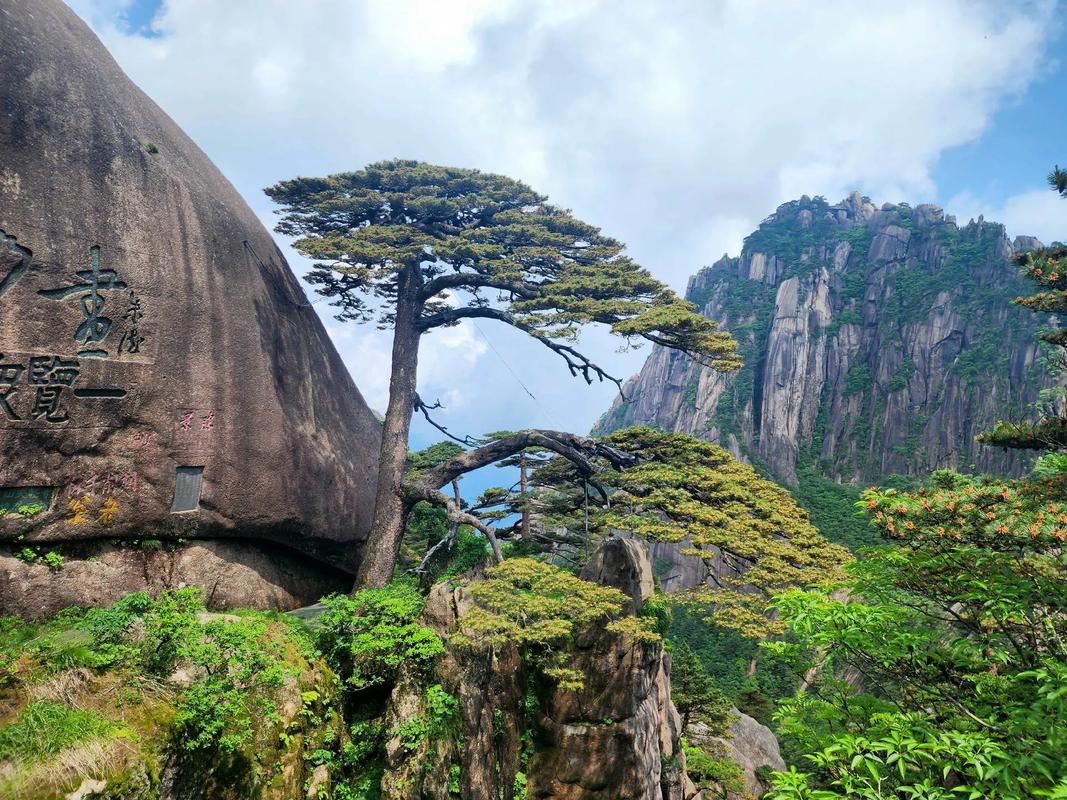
[68,0,1067,501]
[933,21,1067,236]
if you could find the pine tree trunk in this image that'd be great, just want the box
[354,265,422,589]
[519,452,531,540]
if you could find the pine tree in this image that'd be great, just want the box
[531,427,850,637]
[266,161,740,588]
[670,641,731,734]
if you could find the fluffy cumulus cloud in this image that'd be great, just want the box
[947,187,1066,247]
[67,0,1058,444]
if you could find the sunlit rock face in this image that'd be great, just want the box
[598,192,1050,485]
[380,537,699,800]
[0,0,381,611]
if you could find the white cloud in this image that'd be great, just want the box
[947,187,1066,246]
[326,321,488,415]
[68,0,1060,442]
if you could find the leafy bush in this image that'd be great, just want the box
[42,551,63,571]
[766,471,1067,798]
[316,582,444,691]
[174,615,288,753]
[441,527,489,580]
[683,738,746,796]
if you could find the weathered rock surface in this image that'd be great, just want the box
[381,580,525,800]
[690,711,786,797]
[0,0,381,609]
[597,193,1050,486]
[0,540,349,619]
[529,537,693,800]
[382,538,698,800]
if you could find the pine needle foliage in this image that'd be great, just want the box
[979,166,1067,451]
[266,160,740,371]
[535,427,851,637]
[452,558,636,690]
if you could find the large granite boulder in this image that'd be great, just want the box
[0,0,381,612]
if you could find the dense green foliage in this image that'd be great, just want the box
[1,590,306,756]
[0,590,357,799]
[766,470,1067,799]
[316,582,444,692]
[790,467,875,551]
[683,738,747,798]
[668,606,798,724]
[0,582,464,799]
[537,427,850,637]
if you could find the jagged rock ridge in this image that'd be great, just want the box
[597,193,1049,485]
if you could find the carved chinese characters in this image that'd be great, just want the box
[38,245,132,358]
[0,229,31,296]
[0,235,142,426]
[64,471,140,527]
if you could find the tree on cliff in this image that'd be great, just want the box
[531,427,851,637]
[266,161,740,588]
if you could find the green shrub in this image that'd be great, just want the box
[843,362,872,397]
[316,582,444,691]
[138,587,203,675]
[682,738,746,794]
[441,528,489,579]
[424,684,459,736]
[344,719,385,769]
[174,614,288,753]
[42,551,63,571]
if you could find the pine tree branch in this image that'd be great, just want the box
[416,306,626,392]
[413,393,477,445]
[418,271,537,301]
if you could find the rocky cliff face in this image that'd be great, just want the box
[598,193,1048,486]
[383,538,699,800]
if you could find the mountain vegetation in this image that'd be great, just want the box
[595,191,1053,553]
[762,171,1067,799]
[5,164,1066,799]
